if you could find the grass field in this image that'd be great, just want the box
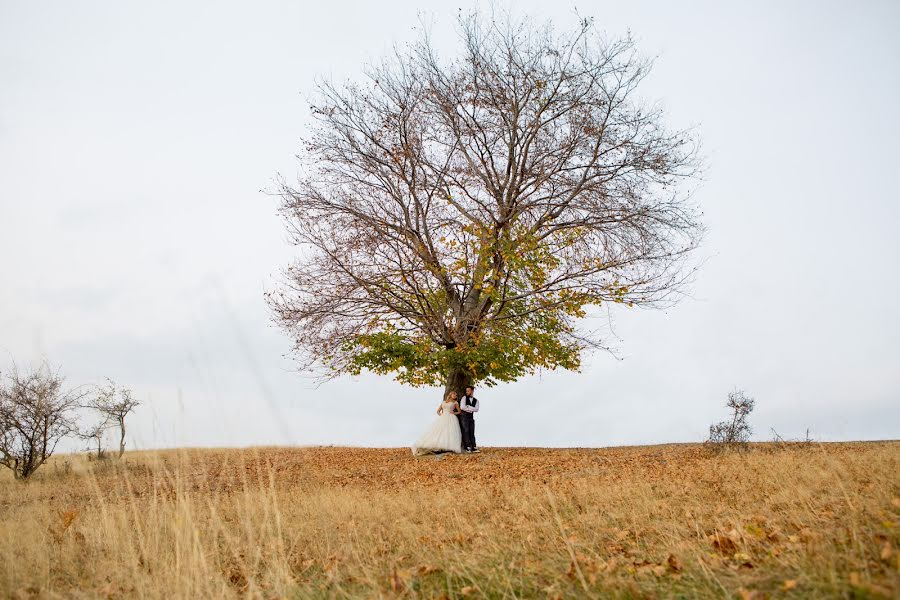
[1,442,898,599]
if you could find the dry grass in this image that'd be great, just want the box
[1,442,898,599]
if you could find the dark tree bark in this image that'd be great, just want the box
[443,367,474,400]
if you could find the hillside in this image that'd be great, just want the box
[2,443,898,598]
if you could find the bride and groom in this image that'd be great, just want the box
[411,386,480,456]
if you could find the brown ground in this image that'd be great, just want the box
[1,442,898,598]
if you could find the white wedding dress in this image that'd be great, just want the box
[411,401,463,456]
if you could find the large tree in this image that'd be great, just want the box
[269,13,703,397]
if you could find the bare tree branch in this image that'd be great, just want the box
[0,360,84,480]
[268,11,703,396]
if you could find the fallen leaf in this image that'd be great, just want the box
[417,564,440,576]
[709,531,738,555]
[60,508,78,531]
[666,554,683,572]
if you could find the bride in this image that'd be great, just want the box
[411,390,463,456]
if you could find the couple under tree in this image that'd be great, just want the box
[412,386,480,456]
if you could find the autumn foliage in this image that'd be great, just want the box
[269,12,702,396]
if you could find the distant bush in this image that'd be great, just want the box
[707,389,755,449]
[771,427,814,450]
[0,361,85,479]
[79,419,110,460]
[86,379,140,458]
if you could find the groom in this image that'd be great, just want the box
[457,385,480,453]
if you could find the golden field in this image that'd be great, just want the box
[1,442,898,599]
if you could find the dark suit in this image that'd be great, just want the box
[457,394,478,449]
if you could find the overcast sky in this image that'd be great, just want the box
[1,1,898,450]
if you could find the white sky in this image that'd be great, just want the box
[1,0,898,450]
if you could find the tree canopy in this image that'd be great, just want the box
[269,12,703,395]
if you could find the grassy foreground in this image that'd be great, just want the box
[1,443,898,599]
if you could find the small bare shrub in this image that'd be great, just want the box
[87,379,139,457]
[0,361,84,480]
[79,419,111,460]
[707,389,755,450]
[52,459,72,476]
[771,427,814,450]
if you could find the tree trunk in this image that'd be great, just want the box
[118,417,126,458]
[443,367,473,401]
